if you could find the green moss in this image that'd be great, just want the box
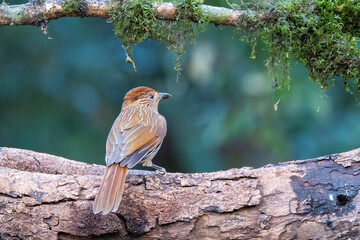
[109,0,205,69]
[107,0,359,92]
[235,0,360,93]
[63,0,87,16]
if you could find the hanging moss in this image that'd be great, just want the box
[234,0,360,92]
[108,0,205,69]
[107,0,359,92]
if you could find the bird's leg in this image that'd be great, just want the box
[141,159,167,175]
[150,163,167,175]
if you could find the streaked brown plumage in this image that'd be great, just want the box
[93,86,171,214]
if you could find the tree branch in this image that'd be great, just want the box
[0,0,255,26]
[0,0,110,26]
[1,146,360,239]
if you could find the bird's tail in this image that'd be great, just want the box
[93,164,128,214]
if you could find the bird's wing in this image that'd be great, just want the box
[120,136,163,168]
[105,106,166,167]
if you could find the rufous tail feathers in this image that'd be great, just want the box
[93,164,128,214]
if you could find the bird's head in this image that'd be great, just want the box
[122,86,171,110]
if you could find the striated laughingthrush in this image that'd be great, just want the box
[93,86,171,214]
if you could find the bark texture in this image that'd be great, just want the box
[1,147,360,239]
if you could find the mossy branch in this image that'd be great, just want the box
[0,0,110,26]
[0,0,359,93]
[0,0,255,26]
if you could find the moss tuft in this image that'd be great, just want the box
[63,0,87,17]
[109,0,205,69]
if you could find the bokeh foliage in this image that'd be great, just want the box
[0,0,359,173]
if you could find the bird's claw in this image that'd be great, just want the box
[155,168,167,175]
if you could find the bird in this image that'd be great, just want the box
[93,86,171,214]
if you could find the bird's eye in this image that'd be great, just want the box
[148,95,154,99]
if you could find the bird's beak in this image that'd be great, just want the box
[159,92,172,101]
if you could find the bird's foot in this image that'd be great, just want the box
[150,163,167,175]
[155,168,167,175]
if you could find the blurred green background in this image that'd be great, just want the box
[0,8,359,173]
